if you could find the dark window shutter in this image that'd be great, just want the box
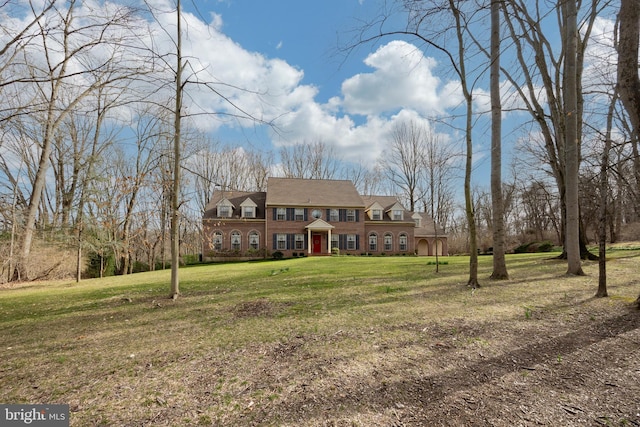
[355,210,359,222]
[273,208,277,220]
[356,234,360,250]
[272,234,277,250]
[326,209,331,220]
[304,208,308,221]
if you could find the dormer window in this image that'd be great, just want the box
[218,204,231,218]
[392,209,403,220]
[412,213,422,227]
[366,202,384,220]
[216,198,234,218]
[240,197,257,218]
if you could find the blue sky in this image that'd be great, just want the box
[0,0,619,197]
[173,0,475,173]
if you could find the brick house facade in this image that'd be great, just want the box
[202,178,448,260]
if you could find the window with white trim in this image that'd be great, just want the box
[212,231,222,251]
[347,234,356,250]
[393,209,403,220]
[384,233,393,251]
[330,209,339,222]
[219,205,231,218]
[347,209,356,222]
[331,234,339,249]
[277,234,287,250]
[295,208,304,221]
[369,233,377,251]
[243,206,255,218]
[276,208,286,220]
[399,233,408,251]
[295,234,305,250]
[231,231,241,251]
[249,231,259,250]
[372,209,382,220]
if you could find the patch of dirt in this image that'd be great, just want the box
[232,298,284,318]
[193,302,640,426]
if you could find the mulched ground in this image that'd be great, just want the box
[138,298,640,426]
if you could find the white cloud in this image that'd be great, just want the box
[340,40,449,116]
[0,3,469,169]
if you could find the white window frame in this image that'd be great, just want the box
[243,206,255,218]
[249,232,259,250]
[276,208,286,221]
[346,209,356,222]
[277,234,287,250]
[384,233,393,251]
[369,233,377,252]
[295,208,304,221]
[399,233,408,251]
[294,234,305,250]
[219,205,231,218]
[372,209,382,220]
[393,209,403,220]
[231,231,241,251]
[347,234,356,250]
[330,209,339,222]
[331,234,339,249]
[213,231,222,251]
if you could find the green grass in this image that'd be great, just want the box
[1,251,639,425]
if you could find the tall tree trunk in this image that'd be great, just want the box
[490,0,508,280]
[170,0,183,299]
[616,0,640,306]
[449,0,479,288]
[563,0,585,276]
[596,93,617,298]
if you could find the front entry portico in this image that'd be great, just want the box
[305,219,334,255]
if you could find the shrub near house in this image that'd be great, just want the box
[202,178,448,260]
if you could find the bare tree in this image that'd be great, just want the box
[142,0,274,298]
[279,140,341,180]
[616,0,640,306]
[245,150,273,192]
[117,106,167,275]
[563,0,585,275]
[344,162,385,197]
[448,0,481,287]
[350,0,481,286]
[379,120,429,211]
[500,0,604,265]
[490,0,508,279]
[9,1,143,280]
[596,92,618,297]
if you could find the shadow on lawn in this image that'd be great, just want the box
[256,308,640,425]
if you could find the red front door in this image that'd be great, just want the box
[312,234,322,254]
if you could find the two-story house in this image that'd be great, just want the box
[202,177,447,260]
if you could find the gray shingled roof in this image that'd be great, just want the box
[266,178,364,207]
